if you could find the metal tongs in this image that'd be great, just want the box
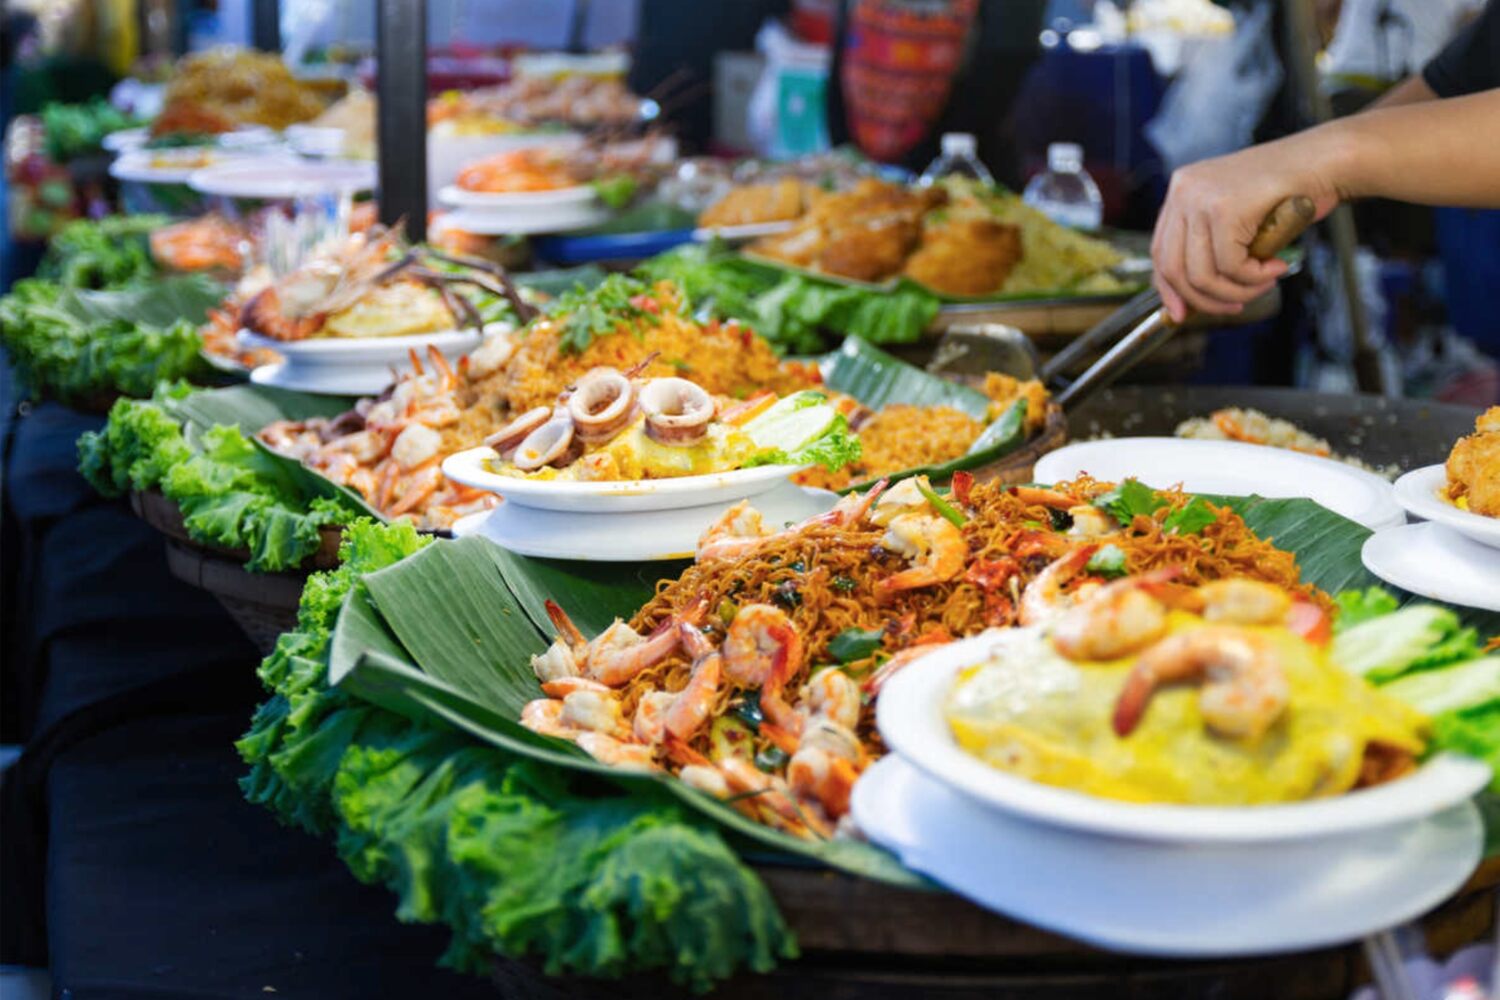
[930,196,1317,411]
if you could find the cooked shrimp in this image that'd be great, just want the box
[723,603,804,732]
[558,689,626,737]
[1018,545,1100,625]
[788,747,860,819]
[877,513,966,596]
[662,643,722,742]
[520,698,572,739]
[800,668,862,731]
[1050,582,1170,662]
[1010,486,1079,509]
[1112,626,1289,740]
[575,732,659,771]
[697,501,770,562]
[1067,505,1117,538]
[1197,579,1292,625]
[538,598,705,688]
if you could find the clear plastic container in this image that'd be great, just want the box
[918,133,995,186]
[1022,142,1104,231]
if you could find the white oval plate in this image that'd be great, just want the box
[434,203,612,237]
[1393,464,1500,549]
[852,754,1481,958]
[237,326,486,366]
[451,482,835,561]
[438,183,597,210]
[1362,522,1500,612]
[190,158,376,198]
[876,631,1492,845]
[1034,437,1405,531]
[442,445,804,514]
[249,361,388,397]
[102,127,150,153]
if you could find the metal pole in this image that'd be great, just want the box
[1282,0,1385,394]
[376,0,429,241]
[251,0,280,53]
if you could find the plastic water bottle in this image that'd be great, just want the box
[1023,142,1104,230]
[919,133,995,186]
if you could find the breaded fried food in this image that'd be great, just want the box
[904,218,1023,296]
[816,216,922,282]
[1446,406,1500,516]
[699,178,809,227]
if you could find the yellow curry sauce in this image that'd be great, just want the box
[945,613,1427,806]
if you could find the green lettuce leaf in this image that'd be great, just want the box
[1334,587,1402,630]
[1432,703,1500,793]
[1381,657,1500,718]
[238,521,796,989]
[1331,605,1480,682]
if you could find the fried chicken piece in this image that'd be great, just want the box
[903,218,1023,296]
[699,178,809,227]
[1446,406,1500,516]
[815,217,922,282]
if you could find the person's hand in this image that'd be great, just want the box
[1151,139,1340,322]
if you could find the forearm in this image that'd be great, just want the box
[1369,74,1438,110]
[1317,88,1500,207]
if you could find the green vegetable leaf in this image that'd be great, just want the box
[1162,496,1218,536]
[590,173,639,209]
[1093,478,1165,526]
[1331,605,1479,682]
[1432,703,1500,793]
[550,273,662,354]
[1334,587,1402,630]
[1086,544,1128,578]
[828,627,885,663]
[1381,657,1500,718]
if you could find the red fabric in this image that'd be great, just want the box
[839,0,978,162]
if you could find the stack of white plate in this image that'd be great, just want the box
[1365,466,1500,611]
[443,446,833,561]
[239,325,497,396]
[858,633,1490,956]
[436,184,609,236]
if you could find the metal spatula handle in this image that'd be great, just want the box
[1055,196,1316,411]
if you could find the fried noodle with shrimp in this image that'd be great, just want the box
[516,474,1338,838]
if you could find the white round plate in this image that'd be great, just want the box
[102,127,149,152]
[237,326,485,365]
[1362,522,1500,612]
[110,148,271,184]
[1393,464,1500,550]
[439,183,597,210]
[691,221,797,244]
[249,362,391,396]
[190,158,376,198]
[875,631,1492,845]
[852,754,1482,958]
[1034,437,1405,531]
[284,125,355,158]
[435,203,612,236]
[442,445,805,514]
[451,482,836,561]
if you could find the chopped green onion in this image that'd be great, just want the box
[916,479,967,527]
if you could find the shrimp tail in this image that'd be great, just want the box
[544,599,588,649]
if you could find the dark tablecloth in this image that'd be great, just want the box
[0,389,495,997]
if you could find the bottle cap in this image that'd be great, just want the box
[940,133,978,157]
[1048,142,1084,172]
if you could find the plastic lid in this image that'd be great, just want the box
[940,132,978,157]
[1047,142,1084,172]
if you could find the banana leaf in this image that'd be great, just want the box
[171,383,353,436]
[51,273,227,327]
[822,336,991,420]
[836,399,1029,494]
[330,535,923,886]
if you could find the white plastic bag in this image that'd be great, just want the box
[1144,2,1282,172]
[746,20,831,160]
